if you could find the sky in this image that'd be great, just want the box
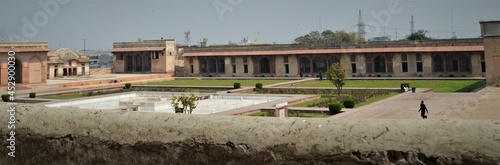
[1,0,499,51]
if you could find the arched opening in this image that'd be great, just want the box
[459,54,470,72]
[200,58,207,73]
[433,55,444,72]
[445,54,458,72]
[218,58,225,73]
[208,58,217,73]
[374,56,386,73]
[312,57,327,73]
[144,55,151,72]
[135,55,143,72]
[260,57,270,74]
[126,55,133,72]
[328,57,340,68]
[299,57,310,73]
[14,59,22,83]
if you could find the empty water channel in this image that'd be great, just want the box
[45,92,288,114]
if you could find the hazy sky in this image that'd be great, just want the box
[1,0,499,50]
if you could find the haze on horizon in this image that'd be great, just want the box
[1,0,499,51]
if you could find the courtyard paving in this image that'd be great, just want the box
[331,86,500,119]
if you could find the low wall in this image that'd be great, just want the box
[89,68,112,75]
[1,104,499,164]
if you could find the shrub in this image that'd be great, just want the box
[233,82,241,89]
[125,83,132,89]
[400,83,410,88]
[2,94,11,102]
[343,99,355,108]
[319,71,323,80]
[87,91,94,96]
[29,92,36,98]
[328,102,342,115]
[255,83,263,90]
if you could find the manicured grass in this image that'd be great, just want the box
[142,79,290,87]
[295,80,485,92]
[291,92,399,108]
[248,111,329,118]
[291,95,335,107]
[43,93,85,100]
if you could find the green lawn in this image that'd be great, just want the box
[43,93,86,100]
[295,80,485,92]
[142,79,290,87]
[248,111,329,118]
[291,95,335,107]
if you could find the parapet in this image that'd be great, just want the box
[1,104,498,164]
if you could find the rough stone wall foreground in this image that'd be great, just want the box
[1,104,499,164]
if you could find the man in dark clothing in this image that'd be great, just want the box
[418,100,429,119]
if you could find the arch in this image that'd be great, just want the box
[199,58,207,73]
[459,53,470,72]
[29,58,42,83]
[328,56,341,67]
[312,56,327,73]
[135,54,143,72]
[299,57,310,73]
[208,58,217,73]
[433,55,444,72]
[14,59,22,83]
[144,55,151,72]
[126,55,133,72]
[374,55,386,73]
[260,57,270,74]
[218,58,225,73]
[445,54,458,72]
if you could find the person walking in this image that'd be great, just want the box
[418,100,429,119]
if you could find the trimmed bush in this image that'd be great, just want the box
[233,82,241,89]
[343,99,355,108]
[328,102,342,115]
[29,92,36,98]
[255,83,263,90]
[125,83,132,89]
[2,94,11,102]
[400,83,410,88]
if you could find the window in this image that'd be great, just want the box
[243,57,248,63]
[152,52,159,59]
[232,65,236,73]
[190,65,194,73]
[218,58,225,73]
[243,64,248,73]
[401,53,408,73]
[481,53,485,73]
[351,63,356,73]
[284,55,289,63]
[433,56,444,72]
[231,57,236,64]
[284,64,289,74]
[402,62,408,72]
[416,62,423,72]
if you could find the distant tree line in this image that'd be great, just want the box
[294,30,365,45]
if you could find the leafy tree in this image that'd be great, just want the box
[406,30,431,40]
[294,30,364,45]
[171,94,198,114]
[326,63,347,96]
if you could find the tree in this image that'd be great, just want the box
[294,30,364,45]
[406,30,431,40]
[171,94,198,114]
[326,63,347,96]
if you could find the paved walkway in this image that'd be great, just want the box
[331,86,500,119]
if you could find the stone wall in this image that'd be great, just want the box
[90,68,112,75]
[1,104,499,164]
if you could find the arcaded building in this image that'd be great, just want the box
[47,48,91,78]
[0,42,49,86]
[111,39,178,75]
[182,39,485,78]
